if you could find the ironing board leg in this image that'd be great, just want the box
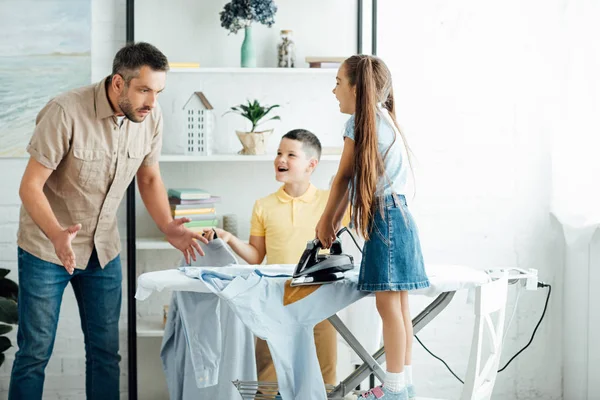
[329,314,388,383]
[328,291,456,397]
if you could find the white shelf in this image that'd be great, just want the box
[137,317,165,337]
[136,238,174,250]
[136,237,249,251]
[159,153,341,162]
[168,67,338,75]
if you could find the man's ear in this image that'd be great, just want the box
[112,74,126,94]
[308,158,318,172]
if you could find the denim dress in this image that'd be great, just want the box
[344,107,430,292]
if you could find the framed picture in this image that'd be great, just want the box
[0,0,91,157]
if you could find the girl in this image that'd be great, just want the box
[316,55,430,400]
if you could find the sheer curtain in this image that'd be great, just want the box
[549,0,600,398]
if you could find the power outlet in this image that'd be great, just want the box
[526,268,538,290]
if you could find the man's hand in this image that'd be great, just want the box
[201,227,232,243]
[50,224,82,274]
[163,218,208,264]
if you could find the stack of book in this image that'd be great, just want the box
[167,188,220,233]
[168,62,200,69]
[305,56,346,68]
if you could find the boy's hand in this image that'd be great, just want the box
[164,218,208,263]
[202,227,232,243]
[315,216,336,249]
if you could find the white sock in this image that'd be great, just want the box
[384,371,406,393]
[405,365,413,385]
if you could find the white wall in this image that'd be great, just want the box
[158,70,347,156]
[375,1,586,399]
[0,0,128,398]
[135,0,358,68]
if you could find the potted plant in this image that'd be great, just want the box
[220,0,278,67]
[0,268,18,367]
[225,99,280,155]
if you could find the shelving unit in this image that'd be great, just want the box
[137,317,165,337]
[136,237,249,250]
[135,237,173,250]
[159,153,341,162]
[168,67,338,75]
[125,1,376,398]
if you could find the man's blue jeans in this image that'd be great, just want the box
[9,248,122,400]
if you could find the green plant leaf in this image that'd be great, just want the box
[0,269,9,279]
[0,336,11,353]
[0,324,12,335]
[225,99,281,132]
[0,298,18,325]
[256,116,281,127]
[0,278,18,302]
[263,104,280,116]
[250,108,263,123]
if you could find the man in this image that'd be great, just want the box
[9,42,206,400]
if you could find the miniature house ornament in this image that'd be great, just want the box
[182,92,215,155]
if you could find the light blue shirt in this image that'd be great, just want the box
[160,239,257,399]
[185,268,368,400]
[343,106,409,196]
[161,291,257,399]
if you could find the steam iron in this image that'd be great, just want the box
[290,238,354,287]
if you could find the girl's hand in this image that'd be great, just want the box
[315,215,336,249]
[333,220,343,237]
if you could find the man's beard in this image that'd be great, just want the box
[118,94,149,123]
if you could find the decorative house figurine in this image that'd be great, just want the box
[182,92,215,155]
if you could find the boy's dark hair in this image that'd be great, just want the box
[282,129,322,160]
[111,42,169,84]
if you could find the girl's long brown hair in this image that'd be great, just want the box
[344,55,411,239]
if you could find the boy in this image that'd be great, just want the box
[205,129,348,387]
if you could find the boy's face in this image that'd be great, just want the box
[332,63,356,115]
[274,138,318,183]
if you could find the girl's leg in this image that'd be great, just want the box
[400,291,415,398]
[400,290,412,365]
[375,291,406,372]
[358,291,408,398]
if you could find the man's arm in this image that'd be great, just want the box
[136,163,207,263]
[136,163,172,232]
[19,158,80,273]
[203,228,266,265]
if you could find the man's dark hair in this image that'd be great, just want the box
[111,42,169,84]
[282,129,322,160]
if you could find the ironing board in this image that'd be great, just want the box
[136,263,490,398]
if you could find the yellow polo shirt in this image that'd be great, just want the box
[250,184,348,265]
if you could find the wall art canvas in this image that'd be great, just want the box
[0,0,91,157]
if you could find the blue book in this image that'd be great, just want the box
[167,188,211,200]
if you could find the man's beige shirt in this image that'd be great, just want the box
[17,78,163,268]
